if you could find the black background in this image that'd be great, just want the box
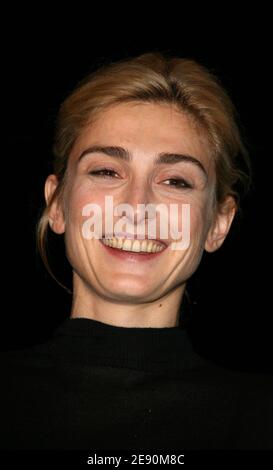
[1,15,272,373]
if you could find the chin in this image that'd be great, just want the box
[103,280,156,300]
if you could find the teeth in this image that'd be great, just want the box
[145,242,152,253]
[101,237,165,253]
[140,239,147,252]
[123,239,131,251]
[117,238,123,249]
[131,240,140,252]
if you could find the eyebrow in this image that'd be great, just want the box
[78,145,208,179]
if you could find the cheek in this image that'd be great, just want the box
[65,181,106,226]
[171,199,211,279]
[187,196,212,246]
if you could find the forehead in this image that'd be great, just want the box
[71,101,213,167]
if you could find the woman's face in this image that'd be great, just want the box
[47,102,234,303]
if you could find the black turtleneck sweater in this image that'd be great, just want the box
[0,317,272,450]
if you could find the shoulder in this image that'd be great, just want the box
[0,338,57,378]
[0,338,59,412]
[196,352,273,383]
[194,354,273,409]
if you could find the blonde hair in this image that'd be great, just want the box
[37,51,251,291]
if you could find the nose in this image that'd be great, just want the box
[117,178,153,225]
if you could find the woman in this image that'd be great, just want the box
[1,52,272,450]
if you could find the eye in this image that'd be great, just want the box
[89,168,119,179]
[163,178,193,190]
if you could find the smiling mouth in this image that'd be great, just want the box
[100,236,166,254]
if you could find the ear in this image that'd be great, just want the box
[205,196,237,253]
[44,174,65,234]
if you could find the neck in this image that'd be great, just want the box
[70,273,185,328]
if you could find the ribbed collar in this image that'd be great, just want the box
[52,317,203,376]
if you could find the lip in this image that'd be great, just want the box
[103,233,168,247]
[99,239,167,262]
